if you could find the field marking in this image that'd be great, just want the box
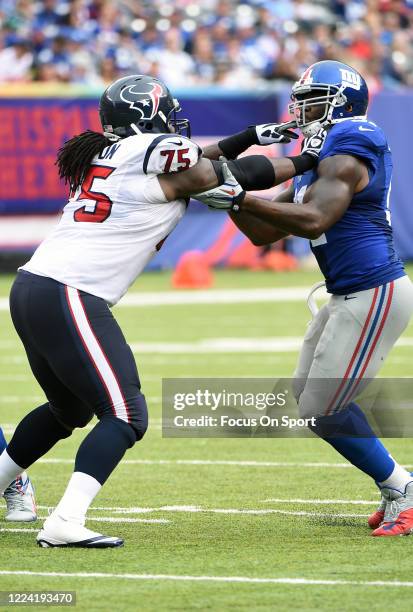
[0,375,32,382]
[262,498,378,505]
[129,336,413,354]
[1,504,368,521]
[106,507,369,519]
[137,355,298,364]
[33,458,363,468]
[131,337,302,354]
[29,505,369,519]
[0,396,44,404]
[118,287,327,307]
[6,456,413,470]
[0,395,161,407]
[0,287,323,313]
[35,515,169,524]
[0,510,168,526]
[128,336,413,355]
[0,528,38,533]
[0,356,25,364]
[0,570,412,588]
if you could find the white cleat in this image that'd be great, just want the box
[37,514,123,548]
[3,472,37,522]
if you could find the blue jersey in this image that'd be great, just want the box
[293,119,405,294]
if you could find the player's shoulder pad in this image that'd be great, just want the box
[320,119,388,163]
[143,134,202,175]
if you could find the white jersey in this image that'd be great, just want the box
[23,133,201,305]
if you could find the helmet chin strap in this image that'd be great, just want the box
[300,121,324,137]
[103,131,122,142]
[129,123,142,136]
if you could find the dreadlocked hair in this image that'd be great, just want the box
[56,130,112,192]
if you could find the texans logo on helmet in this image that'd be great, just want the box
[119,82,163,120]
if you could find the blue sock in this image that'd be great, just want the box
[0,427,7,454]
[311,403,395,482]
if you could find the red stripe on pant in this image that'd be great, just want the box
[339,280,394,408]
[65,286,130,423]
[325,287,379,416]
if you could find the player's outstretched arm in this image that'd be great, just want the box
[228,187,293,246]
[158,130,326,202]
[202,121,299,160]
[192,154,367,240]
[240,155,367,239]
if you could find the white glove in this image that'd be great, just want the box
[301,128,328,159]
[194,163,245,211]
[254,120,299,145]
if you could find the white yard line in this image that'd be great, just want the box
[0,375,32,382]
[130,338,303,354]
[262,498,378,505]
[34,503,373,513]
[34,458,368,468]
[35,458,356,468]
[0,287,322,313]
[2,455,411,470]
[29,505,369,519]
[117,287,327,307]
[105,508,369,518]
[129,336,413,353]
[0,570,412,588]
[34,515,169,524]
[0,396,44,404]
[0,528,38,533]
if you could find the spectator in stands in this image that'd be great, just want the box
[0,37,32,82]
[0,0,411,91]
[147,28,195,87]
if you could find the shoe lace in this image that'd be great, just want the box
[386,496,406,523]
[3,478,27,511]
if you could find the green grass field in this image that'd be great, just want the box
[0,268,413,611]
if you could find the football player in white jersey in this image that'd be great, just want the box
[0,75,326,548]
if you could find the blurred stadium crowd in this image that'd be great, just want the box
[0,0,412,89]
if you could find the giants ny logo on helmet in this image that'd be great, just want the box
[339,69,361,90]
[119,82,163,120]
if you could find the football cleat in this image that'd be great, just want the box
[3,472,37,522]
[372,482,413,536]
[37,514,123,548]
[367,495,386,529]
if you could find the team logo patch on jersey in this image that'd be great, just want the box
[119,82,163,120]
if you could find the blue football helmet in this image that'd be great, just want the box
[289,60,369,136]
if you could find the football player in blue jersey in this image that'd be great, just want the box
[195,60,413,537]
[0,427,36,521]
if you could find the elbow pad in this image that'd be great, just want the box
[211,155,275,191]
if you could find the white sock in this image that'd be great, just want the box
[0,450,24,495]
[51,472,101,524]
[378,462,412,494]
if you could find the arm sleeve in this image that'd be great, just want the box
[143,135,202,175]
